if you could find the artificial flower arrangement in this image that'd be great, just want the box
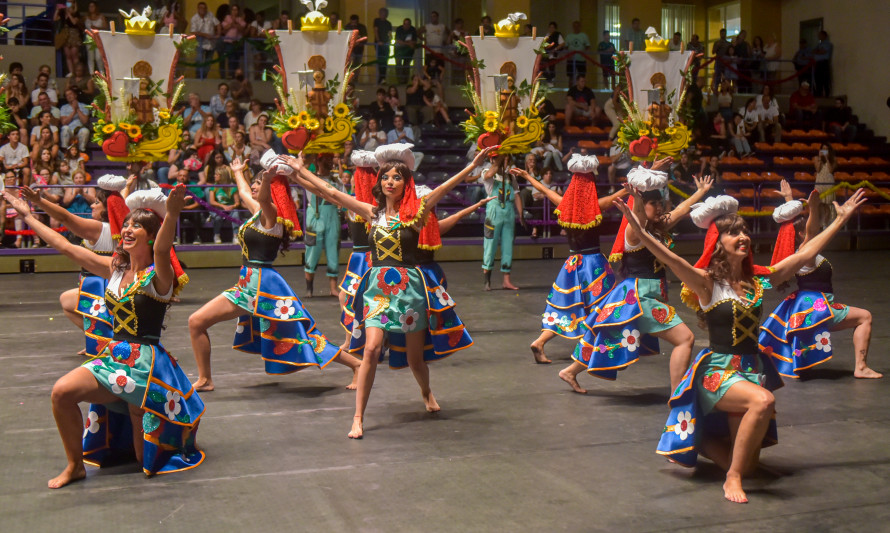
[459,76,548,154]
[269,70,361,154]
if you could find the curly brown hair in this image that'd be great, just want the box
[111,209,162,273]
[371,161,413,218]
[696,213,757,328]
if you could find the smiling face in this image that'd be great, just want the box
[717,215,751,259]
[120,215,154,252]
[250,176,261,199]
[90,195,106,221]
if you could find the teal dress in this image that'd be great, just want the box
[304,176,342,278]
[482,174,517,273]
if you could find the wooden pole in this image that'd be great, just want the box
[110,21,115,35]
[288,20,293,34]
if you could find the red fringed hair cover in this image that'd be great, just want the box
[555,172,602,229]
[608,195,634,262]
[771,222,798,266]
[105,192,129,240]
[376,169,442,250]
[353,166,376,205]
[270,175,302,238]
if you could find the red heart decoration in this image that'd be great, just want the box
[651,307,668,324]
[476,132,501,152]
[282,127,311,151]
[702,371,722,392]
[629,136,657,158]
[102,130,130,158]
[580,346,593,363]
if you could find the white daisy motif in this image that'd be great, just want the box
[164,391,182,421]
[246,295,257,311]
[347,278,360,293]
[235,322,245,334]
[542,312,560,327]
[435,287,454,307]
[621,328,641,353]
[352,325,362,339]
[108,369,136,395]
[674,411,695,441]
[399,309,421,332]
[89,300,107,317]
[814,331,832,352]
[83,410,100,438]
[273,299,296,319]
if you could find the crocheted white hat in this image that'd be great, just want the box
[125,188,168,219]
[375,143,415,170]
[690,195,738,229]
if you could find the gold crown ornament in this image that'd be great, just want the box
[300,0,330,32]
[494,12,526,38]
[643,27,669,52]
[119,7,156,36]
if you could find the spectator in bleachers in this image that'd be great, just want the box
[526,168,561,239]
[182,92,211,135]
[193,115,221,165]
[60,88,91,152]
[172,166,204,244]
[63,144,88,175]
[373,8,392,84]
[669,32,683,52]
[711,28,730,89]
[763,34,781,80]
[33,157,62,204]
[825,97,857,145]
[670,150,696,193]
[225,130,251,162]
[789,81,821,129]
[157,1,186,33]
[208,165,240,244]
[730,113,752,157]
[814,142,837,226]
[230,69,253,109]
[124,161,159,193]
[29,96,61,134]
[220,5,247,79]
[394,18,418,84]
[757,93,782,144]
[248,12,272,79]
[542,22,565,82]
[386,114,414,146]
[54,2,84,76]
[370,87,395,130]
[6,74,28,109]
[597,31,616,88]
[710,114,730,155]
[217,99,243,132]
[31,126,59,163]
[723,46,740,85]
[532,122,565,171]
[6,97,29,142]
[248,113,273,162]
[733,31,751,92]
[607,145,632,191]
[386,85,404,118]
[480,15,495,36]
[2,170,25,247]
[243,99,263,130]
[750,36,764,77]
[716,79,735,124]
[420,11,448,54]
[32,65,56,95]
[699,156,724,194]
[564,75,600,126]
[518,153,542,211]
[158,130,190,184]
[83,2,107,74]
[189,2,220,80]
[66,63,96,103]
[622,18,645,52]
[209,82,232,117]
[813,30,833,97]
[792,39,813,86]
[423,87,451,125]
[61,169,95,221]
[30,109,59,146]
[346,14,367,69]
[270,9,289,30]
[404,74,430,126]
[33,147,60,186]
[739,97,759,136]
[31,73,58,107]
[221,114,244,151]
[687,34,704,76]
[359,117,386,151]
[564,21,590,84]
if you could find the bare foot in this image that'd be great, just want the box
[346,369,358,390]
[502,281,519,290]
[77,348,87,356]
[423,391,441,412]
[530,344,552,364]
[558,367,587,394]
[193,377,215,392]
[723,473,748,503]
[48,463,86,489]
[348,416,363,439]
[854,367,883,379]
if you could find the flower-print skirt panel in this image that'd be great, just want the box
[224,265,341,374]
[573,277,682,380]
[540,252,614,339]
[759,291,849,378]
[76,274,113,357]
[655,348,783,467]
[340,250,371,335]
[347,265,472,369]
[83,339,205,475]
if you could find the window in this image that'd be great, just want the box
[603,3,621,50]
[662,4,695,44]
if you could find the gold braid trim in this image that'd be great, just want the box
[554,211,603,229]
[278,217,303,238]
[608,252,623,262]
[680,283,701,312]
[418,243,442,251]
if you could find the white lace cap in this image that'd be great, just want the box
[773,200,803,223]
[374,143,415,170]
[566,153,599,174]
[97,174,126,192]
[351,149,379,168]
[690,195,739,229]
[414,184,432,198]
[626,166,668,192]
[125,188,168,219]
[260,148,294,176]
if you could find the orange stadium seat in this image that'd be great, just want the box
[794,172,815,181]
[761,171,783,182]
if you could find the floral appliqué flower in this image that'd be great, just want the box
[273,299,297,319]
[83,410,100,438]
[164,391,182,421]
[399,309,420,332]
[108,369,136,395]
[435,287,454,307]
[89,300,106,317]
[621,328,641,352]
[814,331,832,352]
[674,411,695,440]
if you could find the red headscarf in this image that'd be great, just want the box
[770,200,805,265]
[608,195,634,262]
[270,175,302,238]
[556,154,602,229]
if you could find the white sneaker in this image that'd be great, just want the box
[213,235,222,244]
[232,236,239,244]
[192,238,201,244]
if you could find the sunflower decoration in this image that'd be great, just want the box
[483,116,500,133]
[325,116,334,131]
[333,103,349,118]
[287,115,301,129]
[516,115,529,129]
[102,123,117,134]
[158,109,171,120]
[297,111,311,123]
[306,118,320,131]
[118,123,133,131]
[126,125,142,139]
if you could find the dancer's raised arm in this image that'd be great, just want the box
[255,169,279,228]
[439,197,493,234]
[510,168,562,205]
[666,174,713,228]
[2,190,111,277]
[770,189,866,285]
[152,185,186,295]
[803,188,821,246]
[279,155,375,221]
[230,157,260,214]
[422,146,496,211]
[20,186,104,242]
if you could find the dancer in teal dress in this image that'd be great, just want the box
[759,181,881,378]
[480,153,523,290]
[303,153,343,297]
[282,143,496,439]
[4,186,204,488]
[609,190,867,503]
[20,174,128,356]
[188,156,360,392]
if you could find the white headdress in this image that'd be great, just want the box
[566,153,599,174]
[690,195,739,229]
[125,189,168,219]
[374,143,415,170]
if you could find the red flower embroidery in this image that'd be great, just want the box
[831,303,846,310]
[651,307,668,324]
[589,279,603,297]
[730,355,742,370]
[564,254,582,273]
[702,371,722,392]
[376,267,409,296]
[789,314,805,329]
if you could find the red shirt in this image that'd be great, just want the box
[789,91,815,112]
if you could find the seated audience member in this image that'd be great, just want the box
[531,122,564,171]
[756,93,782,144]
[789,81,821,129]
[6,97,29,142]
[385,115,423,170]
[60,87,91,151]
[423,88,451,125]
[669,150,697,192]
[0,130,31,185]
[222,114,244,150]
[28,93,61,128]
[230,68,253,109]
[359,117,387,151]
[31,126,59,162]
[527,168,561,238]
[243,99,264,130]
[370,87,395,131]
[824,96,857,145]
[248,113,274,163]
[30,110,60,147]
[225,130,251,162]
[564,75,601,126]
[182,92,211,136]
[63,144,89,175]
[66,62,96,103]
[209,82,232,117]
[217,99,244,131]
[61,169,96,220]
[124,161,159,193]
[30,72,58,106]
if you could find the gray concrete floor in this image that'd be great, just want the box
[2,251,889,532]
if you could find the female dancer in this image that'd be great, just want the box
[560,167,713,393]
[22,175,128,356]
[4,186,204,488]
[283,143,494,438]
[615,190,867,503]
[759,182,880,378]
[511,154,626,365]
[188,156,357,392]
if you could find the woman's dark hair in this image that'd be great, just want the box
[542,123,561,144]
[819,142,837,167]
[112,209,162,272]
[371,161,413,218]
[94,188,110,221]
[619,196,672,277]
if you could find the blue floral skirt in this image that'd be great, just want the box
[76,274,113,357]
[348,265,472,369]
[572,277,682,380]
[340,250,371,335]
[224,265,341,374]
[541,252,614,339]
[759,291,850,378]
[83,339,205,475]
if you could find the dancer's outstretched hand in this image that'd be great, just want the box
[694,174,714,193]
[779,179,793,201]
[20,186,41,204]
[471,145,498,167]
[230,157,246,173]
[833,188,867,223]
[166,184,187,216]
[2,190,30,216]
[806,188,820,211]
[612,197,645,233]
[509,167,533,182]
[650,156,673,172]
